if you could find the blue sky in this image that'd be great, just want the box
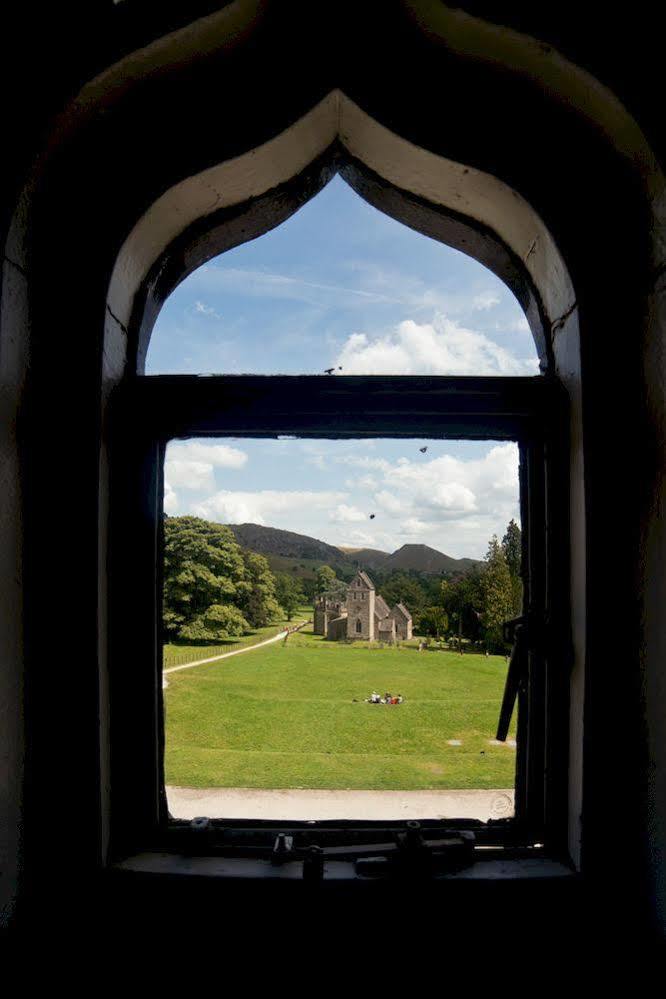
[164,437,520,560]
[155,176,530,558]
[148,175,537,377]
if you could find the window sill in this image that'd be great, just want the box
[112,851,576,883]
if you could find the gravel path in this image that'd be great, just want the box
[162,620,309,687]
[167,786,515,822]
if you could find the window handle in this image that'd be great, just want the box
[496,616,528,742]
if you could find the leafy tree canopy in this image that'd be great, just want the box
[379,573,427,614]
[502,518,522,578]
[440,568,484,643]
[237,549,282,628]
[163,515,281,642]
[315,565,338,594]
[419,605,450,639]
[480,536,515,651]
[180,603,249,642]
[275,573,305,620]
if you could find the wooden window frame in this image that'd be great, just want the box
[108,372,570,865]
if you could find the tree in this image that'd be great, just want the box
[315,565,338,594]
[237,550,282,628]
[440,569,484,645]
[300,576,317,602]
[379,573,427,614]
[163,515,282,640]
[502,519,523,617]
[179,603,249,642]
[480,536,515,652]
[502,519,522,578]
[419,606,449,639]
[275,573,304,620]
[163,516,247,640]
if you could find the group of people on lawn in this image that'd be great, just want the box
[366,691,403,705]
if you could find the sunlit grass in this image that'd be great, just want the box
[163,606,311,668]
[164,623,516,790]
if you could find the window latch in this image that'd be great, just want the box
[354,823,476,878]
[271,832,295,866]
[496,615,529,742]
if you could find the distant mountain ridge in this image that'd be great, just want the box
[383,543,478,574]
[226,523,479,577]
[337,546,391,571]
[227,523,347,564]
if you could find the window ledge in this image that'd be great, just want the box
[112,851,576,883]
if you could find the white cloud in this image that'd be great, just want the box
[336,456,391,472]
[344,474,378,491]
[422,481,477,514]
[471,292,501,311]
[374,490,409,516]
[194,300,222,318]
[511,314,531,333]
[164,481,178,513]
[332,443,521,556]
[329,503,367,524]
[334,315,538,376]
[166,459,217,492]
[192,489,346,526]
[165,441,248,493]
[168,441,248,468]
[402,517,431,536]
[389,444,518,506]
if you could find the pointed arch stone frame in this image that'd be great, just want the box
[107,93,574,866]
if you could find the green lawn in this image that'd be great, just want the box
[163,606,311,668]
[164,623,516,790]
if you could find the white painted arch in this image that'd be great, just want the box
[106,90,575,370]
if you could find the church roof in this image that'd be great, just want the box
[354,571,375,589]
[374,594,391,620]
[392,602,412,620]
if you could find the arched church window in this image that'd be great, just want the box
[116,142,566,861]
[146,178,538,378]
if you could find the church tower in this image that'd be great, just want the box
[346,571,375,640]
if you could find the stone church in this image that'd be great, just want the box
[313,571,413,643]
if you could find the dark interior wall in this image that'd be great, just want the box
[0,2,664,944]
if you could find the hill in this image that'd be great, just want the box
[226,523,352,579]
[384,544,480,575]
[225,523,479,580]
[337,546,391,570]
[228,523,348,563]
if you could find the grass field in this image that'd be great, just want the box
[163,606,311,668]
[164,622,516,790]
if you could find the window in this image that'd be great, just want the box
[112,367,566,866]
[161,434,522,820]
[109,176,569,874]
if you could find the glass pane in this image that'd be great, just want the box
[147,176,539,376]
[162,436,521,823]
